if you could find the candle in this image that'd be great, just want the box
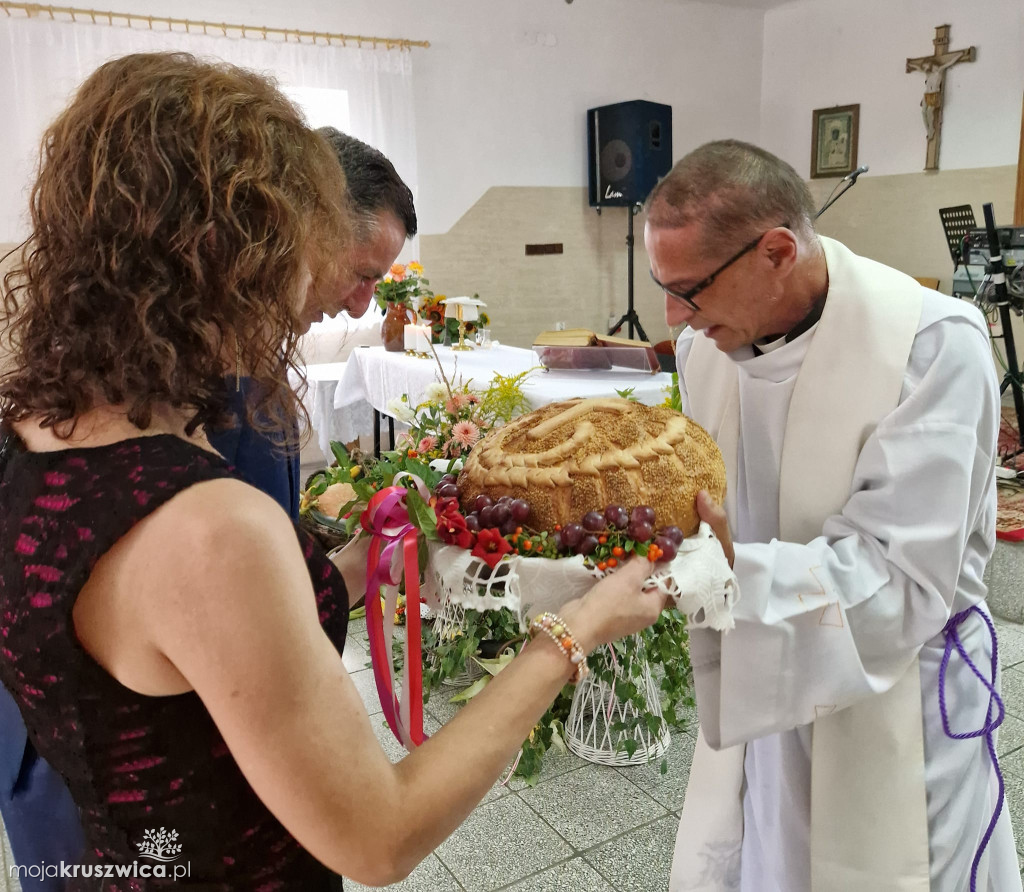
[415,325,432,352]
[404,325,416,352]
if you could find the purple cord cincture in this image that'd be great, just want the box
[938,605,1006,892]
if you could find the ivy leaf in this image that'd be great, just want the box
[449,675,491,703]
[547,720,567,755]
[473,649,516,677]
[405,489,440,541]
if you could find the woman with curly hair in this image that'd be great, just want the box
[0,53,666,889]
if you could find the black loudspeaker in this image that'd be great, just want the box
[587,100,672,208]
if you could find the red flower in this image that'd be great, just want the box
[437,510,474,549]
[472,528,513,568]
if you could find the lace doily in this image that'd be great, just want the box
[426,521,739,631]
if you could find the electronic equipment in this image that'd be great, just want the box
[960,226,1024,268]
[587,100,672,208]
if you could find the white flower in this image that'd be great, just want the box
[385,396,416,424]
[424,381,448,404]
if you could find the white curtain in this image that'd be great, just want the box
[0,16,418,247]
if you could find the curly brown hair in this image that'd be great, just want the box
[0,52,350,439]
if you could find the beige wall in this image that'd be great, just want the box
[808,166,1018,288]
[420,187,673,351]
[809,165,1023,377]
[422,167,1021,365]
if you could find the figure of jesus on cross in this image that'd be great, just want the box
[906,24,976,170]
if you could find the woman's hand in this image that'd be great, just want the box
[329,533,370,609]
[561,557,668,655]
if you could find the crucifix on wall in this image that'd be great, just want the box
[905,25,976,171]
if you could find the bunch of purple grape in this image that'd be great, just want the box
[437,475,530,537]
[555,504,684,561]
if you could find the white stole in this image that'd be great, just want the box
[670,237,928,891]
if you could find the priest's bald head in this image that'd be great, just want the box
[644,140,828,354]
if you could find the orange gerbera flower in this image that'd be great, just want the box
[389,263,406,282]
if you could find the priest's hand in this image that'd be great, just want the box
[697,490,734,568]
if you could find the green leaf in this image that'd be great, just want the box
[547,721,567,755]
[405,489,440,541]
[660,758,669,775]
[330,441,352,468]
[473,649,516,677]
[646,713,664,736]
[449,675,491,703]
[305,477,330,501]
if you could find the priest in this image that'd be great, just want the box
[646,139,1020,892]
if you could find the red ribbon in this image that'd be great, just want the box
[360,486,427,749]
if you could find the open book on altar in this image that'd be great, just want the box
[532,329,659,373]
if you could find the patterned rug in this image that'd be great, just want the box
[997,407,1024,541]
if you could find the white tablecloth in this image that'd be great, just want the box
[297,361,368,465]
[332,344,674,445]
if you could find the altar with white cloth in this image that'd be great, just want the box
[328,343,674,456]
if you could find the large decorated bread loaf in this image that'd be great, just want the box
[457,397,726,537]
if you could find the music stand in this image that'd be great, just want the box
[607,203,649,342]
[939,204,976,269]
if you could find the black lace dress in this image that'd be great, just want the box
[0,431,348,890]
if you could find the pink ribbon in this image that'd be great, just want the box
[361,486,427,749]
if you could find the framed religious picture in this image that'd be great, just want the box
[810,104,860,179]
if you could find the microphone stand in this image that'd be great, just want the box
[815,166,868,219]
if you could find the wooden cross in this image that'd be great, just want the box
[906,25,976,170]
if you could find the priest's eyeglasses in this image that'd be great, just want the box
[650,222,789,312]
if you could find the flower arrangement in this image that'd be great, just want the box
[300,371,695,784]
[374,261,433,311]
[417,292,491,344]
[389,367,533,463]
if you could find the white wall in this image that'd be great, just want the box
[406,0,765,234]
[761,0,1024,180]
[54,0,766,236]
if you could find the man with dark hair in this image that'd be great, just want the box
[649,140,1019,891]
[297,127,417,332]
[210,128,417,519]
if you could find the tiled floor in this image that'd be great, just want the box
[344,606,1024,892]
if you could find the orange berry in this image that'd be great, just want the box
[598,535,607,545]
[612,546,624,557]
[607,557,618,568]
[647,550,658,562]
[554,524,562,531]
[515,527,523,535]
[524,540,533,551]
[597,561,607,571]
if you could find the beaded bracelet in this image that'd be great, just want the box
[528,612,589,684]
